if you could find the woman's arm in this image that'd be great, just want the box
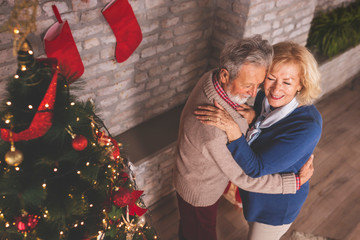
[227,121,321,178]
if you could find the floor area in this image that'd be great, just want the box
[147,78,360,240]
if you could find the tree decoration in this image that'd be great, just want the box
[112,187,147,217]
[0,0,38,55]
[71,134,88,151]
[4,137,24,166]
[66,125,88,151]
[97,130,121,160]
[15,214,40,232]
[112,186,132,208]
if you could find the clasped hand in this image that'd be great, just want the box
[194,100,256,142]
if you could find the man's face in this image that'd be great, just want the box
[220,64,267,104]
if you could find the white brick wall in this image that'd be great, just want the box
[244,0,316,46]
[131,143,177,207]
[319,45,360,97]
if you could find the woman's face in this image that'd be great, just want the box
[264,62,303,108]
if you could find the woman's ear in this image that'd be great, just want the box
[297,85,303,92]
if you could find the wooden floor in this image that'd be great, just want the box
[147,78,360,240]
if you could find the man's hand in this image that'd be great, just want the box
[299,154,314,186]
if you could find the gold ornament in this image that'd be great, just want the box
[5,143,23,166]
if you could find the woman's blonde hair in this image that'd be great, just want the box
[271,41,321,105]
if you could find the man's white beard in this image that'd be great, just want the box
[226,90,249,105]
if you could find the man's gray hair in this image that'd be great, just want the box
[219,35,273,81]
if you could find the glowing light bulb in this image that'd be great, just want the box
[28,50,33,55]
[42,183,46,189]
[45,103,49,108]
[28,105,33,109]
[5,119,10,124]
[6,101,11,106]
[21,65,26,71]
[15,167,20,171]
[13,28,19,34]
[54,168,58,172]
[14,74,19,79]
[77,171,81,174]
[70,102,75,106]
[86,162,90,166]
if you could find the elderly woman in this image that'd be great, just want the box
[195,41,322,240]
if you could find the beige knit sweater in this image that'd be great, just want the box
[174,70,296,207]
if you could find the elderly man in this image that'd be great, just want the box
[174,35,314,240]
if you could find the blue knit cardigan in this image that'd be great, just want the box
[227,91,322,225]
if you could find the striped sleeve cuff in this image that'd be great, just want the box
[296,174,301,190]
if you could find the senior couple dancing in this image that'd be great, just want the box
[174,35,322,240]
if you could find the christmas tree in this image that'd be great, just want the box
[0,33,157,240]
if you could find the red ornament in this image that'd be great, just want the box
[15,214,39,232]
[96,131,120,160]
[112,187,131,208]
[72,134,88,151]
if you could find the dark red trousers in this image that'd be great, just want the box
[176,192,219,240]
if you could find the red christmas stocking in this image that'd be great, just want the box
[102,0,142,63]
[44,5,84,84]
